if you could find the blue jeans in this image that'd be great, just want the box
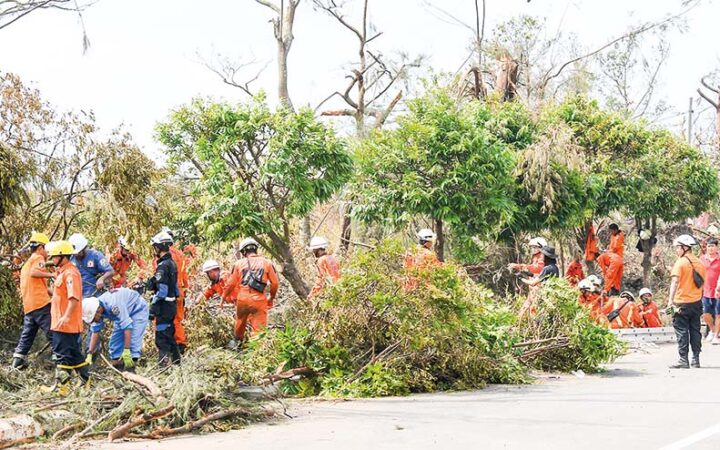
[108,314,148,360]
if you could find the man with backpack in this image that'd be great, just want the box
[666,234,706,369]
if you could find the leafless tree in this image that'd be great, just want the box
[255,0,301,111]
[698,75,720,152]
[1,0,91,50]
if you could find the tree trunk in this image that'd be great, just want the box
[340,205,352,254]
[301,216,311,247]
[434,218,444,262]
[275,1,297,112]
[271,236,309,299]
[641,216,657,288]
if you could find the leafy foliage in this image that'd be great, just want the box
[156,96,353,297]
[0,265,22,332]
[352,88,517,240]
[519,278,623,372]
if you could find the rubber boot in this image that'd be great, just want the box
[11,357,28,370]
[670,357,690,369]
[178,344,187,355]
[691,355,701,368]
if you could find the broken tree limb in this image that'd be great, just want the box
[261,366,313,386]
[100,354,164,401]
[513,336,569,348]
[52,422,84,440]
[107,405,176,441]
[146,407,260,439]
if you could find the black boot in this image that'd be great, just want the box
[670,358,690,369]
[11,357,27,370]
[691,355,701,368]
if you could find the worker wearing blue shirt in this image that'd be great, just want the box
[82,288,149,370]
[69,233,115,297]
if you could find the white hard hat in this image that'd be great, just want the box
[68,233,88,253]
[639,288,653,297]
[578,279,593,291]
[239,238,260,252]
[585,275,602,287]
[82,296,100,324]
[308,236,329,250]
[118,236,129,249]
[151,231,174,245]
[673,234,696,248]
[529,237,548,248]
[202,259,220,273]
[417,228,436,241]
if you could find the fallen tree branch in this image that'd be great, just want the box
[107,405,176,441]
[60,409,116,449]
[52,422,84,440]
[0,437,36,449]
[520,342,570,359]
[100,354,165,401]
[33,399,75,413]
[513,336,568,348]
[261,366,313,386]
[146,407,256,439]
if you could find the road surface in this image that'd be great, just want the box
[103,343,720,450]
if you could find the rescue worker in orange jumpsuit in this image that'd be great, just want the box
[508,237,547,276]
[518,246,560,317]
[577,276,609,327]
[608,223,625,258]
[308,236,341,298]
[201,259,237,306]
[597,250,624,296]
[585,224,599,262]
[638,288,662,328]
[222,238,279,347]
[602,291,644,329]
[183,244,198,287]
[404,229,441,290]
[109,237,147,288]
[565,251,585,286]
[152,229,188,354]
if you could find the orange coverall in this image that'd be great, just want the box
[203,270,239,305]
[223,255,279,341]
[602,297,644,329]
[639,302,662,328]
[153,246,188,346]
[109,246,147,288]
[585,225,599,262]
[609,232,625,259]
[403,247,441,290]
[565,261,585,286]
[518,252,544,276]
[597,252,624,293]
[310,254,341,298]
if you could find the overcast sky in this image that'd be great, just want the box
[0,0,718,158]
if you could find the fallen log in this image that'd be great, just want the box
[107,405,175,441]
[261,366,313,386]
[52,422,84,440]
[146,407,255,439]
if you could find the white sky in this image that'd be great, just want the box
[0,0,718,158]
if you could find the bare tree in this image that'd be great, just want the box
[312,0,419,253]
[698,75,720,152]
[1,0,91,50]
[255,0,301,111]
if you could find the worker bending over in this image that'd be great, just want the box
[202,259,236,306]
[603,291,643,329]
[83,288,149,371]
[597,250,623,296]
[308,236,341,298]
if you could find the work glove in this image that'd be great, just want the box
[121,349,134,369]
[664,305,678,316]
[85,353,93,366]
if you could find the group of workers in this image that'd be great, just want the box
[10,219,718,388]
[10,228,342,392]
[510,224,719,369]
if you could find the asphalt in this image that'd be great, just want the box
[102,343,720,450]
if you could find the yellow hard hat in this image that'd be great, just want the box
[28,231,50,246]
[46,240,76,257]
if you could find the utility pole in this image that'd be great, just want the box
[688,97,694,145]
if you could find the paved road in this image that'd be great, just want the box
[103,343,720,450]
